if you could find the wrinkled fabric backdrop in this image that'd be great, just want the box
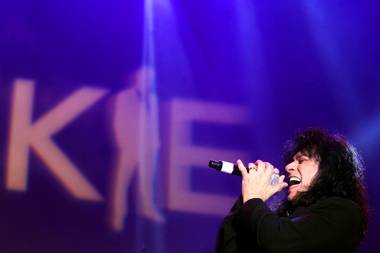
[0,1,379,252]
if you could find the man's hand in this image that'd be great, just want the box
[237,159,288,203]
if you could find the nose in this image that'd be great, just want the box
[285,161,296,174]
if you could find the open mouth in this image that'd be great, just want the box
[288,176,301,186]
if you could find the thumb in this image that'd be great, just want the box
[276,175,288,191]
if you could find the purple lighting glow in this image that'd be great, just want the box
[0,1,379,252]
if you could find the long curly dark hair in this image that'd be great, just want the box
[278,128,368,234]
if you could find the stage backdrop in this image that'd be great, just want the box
[0,1,379,252]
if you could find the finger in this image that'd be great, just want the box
[264,162,274,175]
[247,162,255,169]
[273,168,280,174]
[255,160,265,173]
[264,162,274,170]
[247,162,256,173]
[277,175,288,190]
[237,159,248,176]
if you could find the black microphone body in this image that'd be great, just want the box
[208,160,242,176]
[208,160,280,185]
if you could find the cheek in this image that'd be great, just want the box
[303,166,319,186]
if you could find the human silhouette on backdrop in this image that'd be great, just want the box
[109,67,163,232]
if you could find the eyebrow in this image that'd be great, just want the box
[294,153,308,160]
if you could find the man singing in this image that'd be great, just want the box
[215,128,368,253]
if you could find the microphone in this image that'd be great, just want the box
[208,160,280,185]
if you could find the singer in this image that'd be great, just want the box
[215,128,368,253]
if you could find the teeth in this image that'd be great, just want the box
[289,176,301,182]
[289,176,301,186]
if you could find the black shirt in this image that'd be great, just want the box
[215,196,363,253]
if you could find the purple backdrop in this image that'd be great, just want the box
[0,1,379,252]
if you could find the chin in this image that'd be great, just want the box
[287,192,299,201]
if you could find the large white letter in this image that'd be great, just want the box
[6,79,107,201]
[167,99,250,216]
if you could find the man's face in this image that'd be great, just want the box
[285,152,320,201]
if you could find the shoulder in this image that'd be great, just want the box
[311,196,360,211]
[310,197,363,233]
